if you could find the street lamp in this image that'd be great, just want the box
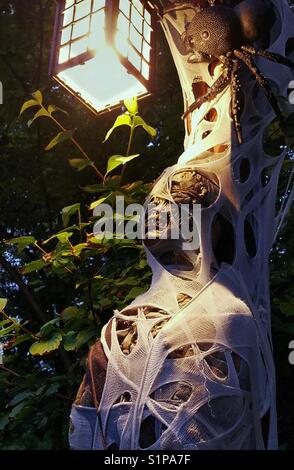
[50,0,156,114]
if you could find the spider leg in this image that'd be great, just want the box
[234,49,284,122]
[231,60,243,144]
[241,45,294,71]
[182,61,232,119]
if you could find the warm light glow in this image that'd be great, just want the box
[58,47,147,111]
[53,0,153,113]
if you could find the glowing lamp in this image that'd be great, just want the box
[50,0,156,114]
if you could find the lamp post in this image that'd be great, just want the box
[50,0,156,114]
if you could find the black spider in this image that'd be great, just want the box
[164,0,294,143]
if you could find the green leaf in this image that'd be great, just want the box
[45,130,73,151]
[69,158,92,171]
[61,306,79,321]
[8,236,36,253]
[9,401,28,419]
[8,391,34,407]
[39,318,60,338]
[0,323,15,336]
[72,243,87,256]
[29,332,63,355]
[10,334,31,347]
[76,328,97,348]
[124,97,138,115]
[134,115,157,137]
[28,107,50,126]
[21,259,47,274]
[0,298,7,311]
[44,231,73,244]
[104,114,132,142]
[0,414,9,431]
[81,184,104,193]
[63,331,77,351]
[125,286,146,301]
[48,104,69,116]
[32,90,43,104]
[81,178,120,193]
[106,154,140,176]
[61,203,80,227]
[19,99,39,116]
[90,195,110,210]
[44,383,60,396]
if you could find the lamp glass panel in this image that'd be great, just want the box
[141,59,149,80]
[75,0,91,20]
[58,47,147,111]
[117,0,153,77]
[70,36,88,58]
[72,17,90,39]
[144,9,151,25]
[133,0,143,15]
[93,0,105,12]
[120,0,131,17]
[63,6,74,26]
[89,10,106,51]
[61,25,71,45]
[142,40,151,61]
[143,22,152,43]
[131,7,143,33]
[59,45,70,64]
[130,24,142,52]
[55,0,151,112]
[117,12,130,38]
[115,31,129,57]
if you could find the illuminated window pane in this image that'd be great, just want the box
[61,26,72,45]
[89,10,106,49]
[70,37,88,58]
[53,0,152,114]
[59,45,70,64]
[117,12,129,38]
[72,17,90,40]
[120,0,131,17]
[128,46,141,71]
[142,40,150,62]
[131,7,143,33]
[57,47,147,112]
[143,23,152,43]
[133,0,143,15]
[115,31,129,57]
[144,9,151,26]
[75,0,91,21]
[93,0,105,12]
[63,6,74,26]
[142,59,149,80]
[65,0,74,8]
[130,25,142,52]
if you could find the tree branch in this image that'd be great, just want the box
[0,253,47,324]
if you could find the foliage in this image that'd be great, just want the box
[0,0,293,451]
[1,89,155,448]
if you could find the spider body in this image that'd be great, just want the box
[183,5,242,59]
[166,0,294,143]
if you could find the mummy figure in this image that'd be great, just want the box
[69,0,294,450]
